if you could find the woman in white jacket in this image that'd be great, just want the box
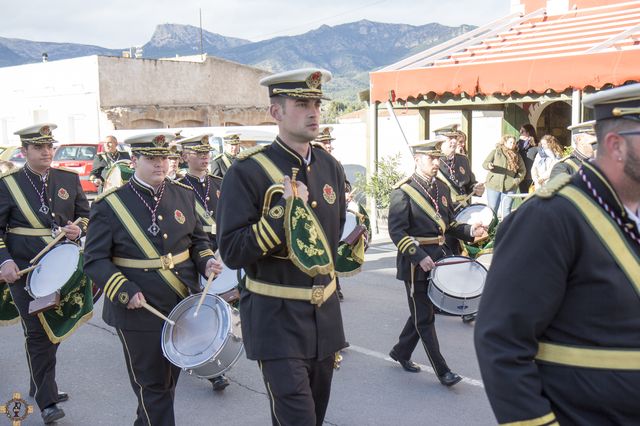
[531,135,564,190]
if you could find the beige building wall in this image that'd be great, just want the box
[97,55,271,128]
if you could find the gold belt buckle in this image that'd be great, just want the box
[310,285,325,306]
[160,253,174,270]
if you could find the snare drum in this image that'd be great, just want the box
[476,252,493,270]
[455,204,497,231]
[103,160,134,191]
[26,243,85,299]
[428,256,487,316]
[199,263,245,304]
[162,294,244,379]
[340,211,357,242]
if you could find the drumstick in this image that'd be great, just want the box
[193,272,216,317]
[0,265,40,283]
[141,301,175,326]
[436,259,478,267]
[30,217,83,264]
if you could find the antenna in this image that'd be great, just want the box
[199,8,204,58]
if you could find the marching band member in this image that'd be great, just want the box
[83,132,221,426]
[211,133,241,178]
[549,121,598,179]
[0,123,90,423]
[217,68,347,426]
[90,135,130,188]
[388,139,486,387]
[176,134,229,391]
[475,84,640,425]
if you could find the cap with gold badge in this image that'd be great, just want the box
[125,132,175,157]
[583,83,640,122]
[409,137,446,157]
[223,133,241,145]
[178,134,214,153]
[315,127,335,143]
[14,123,58,144]
[260,68,332,100]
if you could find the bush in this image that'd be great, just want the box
[354,154,406,210]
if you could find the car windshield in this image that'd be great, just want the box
[54,145,97,161]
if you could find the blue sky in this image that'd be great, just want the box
[0,0,510,47]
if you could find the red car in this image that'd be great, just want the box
[51,143,99,193]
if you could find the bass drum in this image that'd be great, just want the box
[162,294,244,379]
[428,256,487,316]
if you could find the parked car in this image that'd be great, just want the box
[0,145,26,168]
[51,143,99,193]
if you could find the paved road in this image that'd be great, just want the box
[0,242,496,425]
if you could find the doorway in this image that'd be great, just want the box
[536,102,571,147]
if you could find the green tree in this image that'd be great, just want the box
[354,154,405,210]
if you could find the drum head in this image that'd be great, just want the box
[431,256,486,298]
[103,166,122,191]
[455,204,496,229]
[200,264,245,295]
[28,244,80,298]
[340,212,357,242]
[163,294,230,369]
[476,253,493,270]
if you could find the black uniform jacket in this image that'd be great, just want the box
[0,166,90,267]
[549,152,586,180]
[177,173,222,250]
[217,138,347,361]
[438,153,477,198]
[474,162,640,425]
[388,173,473,282]
[90,151,131,181]
[210,152,234,178]
[83,176,214,331]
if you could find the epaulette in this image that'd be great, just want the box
[393,175,411,189]
[0,167,21,179]
[558,155,572,163]
[311,142,327,151]
[237,145,266,161]
[170,180,193,191]
[208,173,223,182]
[54,166,79,174]
[94,187,118,203]
[213,153,224,160]
[535,173,572,199]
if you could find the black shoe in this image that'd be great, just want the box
[210,375,229,391]
[462,314,476,324]
[337,289,344,301]
[56,391,69,403]
[41,404,65,424]
[438,371,462,387]
[389,350,421,373]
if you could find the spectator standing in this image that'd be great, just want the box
[483,135,526,218]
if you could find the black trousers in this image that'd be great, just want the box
[9,278,60,411]
[258,357,335,426]
[392,280,450,377]
[117,329,181,426]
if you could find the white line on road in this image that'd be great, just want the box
[346,344,484,388]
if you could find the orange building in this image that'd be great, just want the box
[369,0,640,156]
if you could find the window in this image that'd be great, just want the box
[53,145,97,161]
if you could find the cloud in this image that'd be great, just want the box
[0,0,509,48]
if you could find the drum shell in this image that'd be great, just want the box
[427,256,486,316]
[428,282,481,316]
[161,294,244,379]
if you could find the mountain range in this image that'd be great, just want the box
[0,20,475,100]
